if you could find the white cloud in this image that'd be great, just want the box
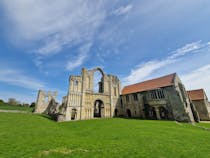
[66,42,92,71]
[113,4,133,15]
[35,39,62,56]
[123,59,174,85]
[1,1,135,71]
[169,41,203,59]
[181,64,210,98]
[66,54,87,71]
[1,0,108,55]
[2,0,134,71]
[123,41,210,85]
[0,68,45,90]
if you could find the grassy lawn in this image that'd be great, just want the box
[0,102,33,112]
[196,122,210,128]
[0,113,210,158]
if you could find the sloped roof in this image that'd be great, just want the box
[187,89,205,101]
[122,73,176,95]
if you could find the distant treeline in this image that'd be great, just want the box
[0,98,35,108]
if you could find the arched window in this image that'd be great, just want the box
[93,70,103,93]
[126,109,131,117]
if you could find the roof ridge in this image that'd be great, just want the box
[122,73,177,95]
[187,89,205,100]
[187,89,204,92]
[123,73,176,88]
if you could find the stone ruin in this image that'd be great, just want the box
[34,67,121,122]
[34,90,59,116]
[34,67,206,123]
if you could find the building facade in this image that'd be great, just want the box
[118,73,196,122]
[188,89,210,121]
[35,68,203,122]
[57,67,121,121]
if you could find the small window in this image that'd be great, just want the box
[74,80,78,86]
[133,93,138,101]
[120,98,123,108]
[160,90,165,98]
[151,90,157,99]
[150,89,165,99]
[126,95,129,102]
[159,89,165,99]
[157,90,161,99]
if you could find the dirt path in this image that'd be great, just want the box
[0,109,30,113]
[200,121,210,123]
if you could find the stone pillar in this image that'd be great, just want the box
[154,106,161,120]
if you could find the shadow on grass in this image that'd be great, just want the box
[39,114,55,121]
[114,116,174,122]
[39,114,175,123]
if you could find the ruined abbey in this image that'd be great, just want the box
[35,67,210,122]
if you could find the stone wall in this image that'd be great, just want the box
[34,90,58,114]
[119,75,196,122]
[60,67,121,121]
[192,100,210,121]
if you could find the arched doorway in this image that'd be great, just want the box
[159,107,168,119]
[151,107,157,120]
[126,109,131,117]
[144,104,157,120]
[94,100,104,117]
[71,108,77,120]
[114,109,118,117]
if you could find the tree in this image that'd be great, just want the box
[8,98,20,105]
[30,102,36,108]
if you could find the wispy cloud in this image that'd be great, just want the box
[123,41,210,85]
[1,0,134,72]
[113,4,133,16]
[0,68,45,90]
[66,42,92,71]
[35,39,62,56]
[1,0,108,56]
[169,41,203,59]
[181,64,210,97]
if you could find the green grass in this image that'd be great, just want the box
[0,113,210,158]
[196,122,210,128]
[0,102,33,112]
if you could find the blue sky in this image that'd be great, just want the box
[0,0,210,103]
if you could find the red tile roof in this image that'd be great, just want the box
[122,73,176,95]
[187,89,205,101]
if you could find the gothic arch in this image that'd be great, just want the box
[92,67,105,76]
[91,68,105,93]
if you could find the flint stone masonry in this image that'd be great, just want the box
[188,89,210,121]
[119,73,197,122]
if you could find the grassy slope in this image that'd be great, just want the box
[0,113,210,158]
[0,102,33,112]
